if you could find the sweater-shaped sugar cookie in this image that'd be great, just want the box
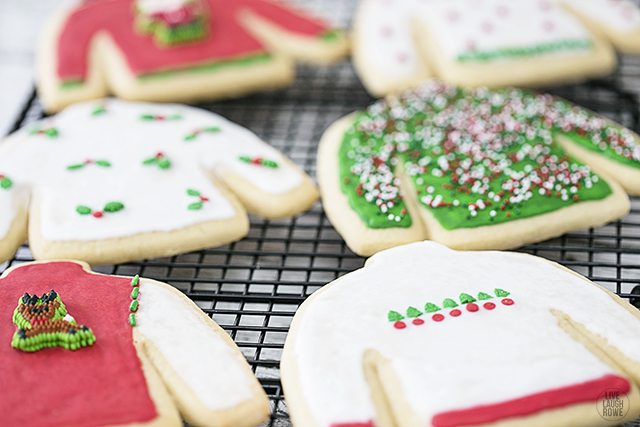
[0,99,318,264]
[282,242,640,427]
[0,261,269,427]
[563,0,640,54]
[318,82,637,255]
[37,0,348,112]
[352,0,619,95]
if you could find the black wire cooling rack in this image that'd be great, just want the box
[4,0,640,425]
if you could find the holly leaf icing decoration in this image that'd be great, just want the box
[442,298,458,308]
[477,292,493,301]
[188,201,204,211]
[187,188,201,197]
[103,201,125,213]
[143,152,171,170]
[424,302,441,313]
[0,176,13,190]
[76,205,92,215]
[11,290,96,352]
[184,126,222,141]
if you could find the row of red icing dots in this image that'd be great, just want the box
[387,288,514,329]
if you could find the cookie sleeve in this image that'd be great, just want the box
[134,279,270,427]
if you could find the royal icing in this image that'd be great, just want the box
[354,0,596,92]
[0,261,258,426]
[339,83,638,230]
[564,0,640,32]
[0,99,303,241]
[56,0,331,83]
[285,242,640,427]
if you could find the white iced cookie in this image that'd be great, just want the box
[562,0,640,54]
[352,0,618,95]
[282,241,640,427]
[0,99,318,264]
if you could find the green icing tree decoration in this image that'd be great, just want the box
[238,155,279,169]
[406,307,422,318]
[186,188,209,210]
[459,293,477,304]
[0,175,12,190]
[142,152,171,170]
[387,310,404,322]
[184,126,222,141]
[76,201,125,218]
[442,298,458,308]
[11,290,96,352]
[424,302,441,313]
[67,159,112,171]
[494,288,510,297]
[477,292,493,300]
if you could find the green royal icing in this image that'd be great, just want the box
[494,288,510,297]
[339,85,621,230]
[477,292,493,300]
[387,310,404,322]
[406,306,422,318]
[442,298,458,308]
[0,176,13,190]
[60,53,274,89]
[424,302,441,313]
[11,290,96,352]
[459,293,476,304]
[457,39,592,63]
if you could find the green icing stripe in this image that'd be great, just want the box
[60,53,273,88]
[457,39,593,62]
[338,85,617,231]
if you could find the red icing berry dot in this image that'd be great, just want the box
[156,115,165,121]
[483,302,496,310]
[412,318,425,326]
[92,211,104,218]
[199,196,209,202]
[155,151,164,158]
[502,298,514,306]
[432,313,445,322]
[450,309,462,317]
[84,159,93,164]
[466,303,479,312]
[394,321,406,329]
[252,157,263,165]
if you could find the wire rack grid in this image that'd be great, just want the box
[4,0,640,426]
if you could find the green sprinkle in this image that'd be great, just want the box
[129,313,137,327]
[129,300,139,312]
[131,287,139,299]
[131,275,140,287]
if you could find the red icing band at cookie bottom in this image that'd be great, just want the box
[0,262,157,427]
[57,0,329,81]
[432,374,630,427]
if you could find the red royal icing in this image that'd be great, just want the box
[432,374,630,427]
[56,0,329,82]
[0,262,157,427]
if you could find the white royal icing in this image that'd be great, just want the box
[287,242,640,426]
[564,0,640,32]
[137,0,192,14]
[355,0,593,87]
[136,281,255,409]
[0,99,302,241]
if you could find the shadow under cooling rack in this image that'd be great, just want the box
[5,48,640,427]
